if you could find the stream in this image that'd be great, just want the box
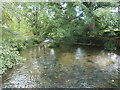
[2,45,120,88]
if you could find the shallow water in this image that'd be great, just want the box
[2,45,120,88]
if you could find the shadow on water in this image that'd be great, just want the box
[2,45,120,88]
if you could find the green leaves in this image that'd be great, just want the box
[94,7,118,30]
[104,41,116,51]
[0,41,26,74]
[1,2,119,74]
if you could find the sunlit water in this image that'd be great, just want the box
[2,45,120,88]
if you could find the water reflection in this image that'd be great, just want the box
[75,48,82,60]
[29,49,32,56]
[108,53,117,61]
[33,48,37,58]
[95,51,119,74]
[50,49,55,56]
[38,46,41,52]
[2,45,119,88]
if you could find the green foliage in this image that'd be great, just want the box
[94,7,118,30]
[0,41,26,74]
[2,3,33,50]
[1,2,119,75]
[1,2,119,47]
[47,42,59,48]
[104,41,116,51]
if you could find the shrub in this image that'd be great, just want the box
[104,41,116,51]
[0,41,26,74]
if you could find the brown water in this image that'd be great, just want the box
[2,45,120,88]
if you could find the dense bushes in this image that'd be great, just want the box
[0,41,26,74]
[104,41,117,51]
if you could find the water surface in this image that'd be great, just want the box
[2,45,120,88]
